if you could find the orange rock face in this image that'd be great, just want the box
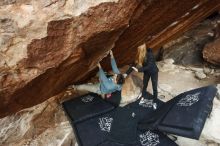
[1,0,220,118]
[203,38,220,66]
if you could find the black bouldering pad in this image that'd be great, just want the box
[62,93,115,123]
[74,111,177,146]
[74,113,113,146]
[108,93,165,144]
[139,85,217,139]
[63,92,177,146]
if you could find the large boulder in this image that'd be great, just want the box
[0,0,140,117]
[121,74,142,105]
[1,0,220,118]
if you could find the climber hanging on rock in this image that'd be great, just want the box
[132,44,159,99]
[69,50,126,98]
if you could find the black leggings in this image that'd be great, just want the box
[142,72,158,98]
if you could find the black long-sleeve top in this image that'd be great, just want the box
[138,48,159,74]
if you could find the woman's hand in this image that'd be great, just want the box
[132,67,138,72]
[123,73,128,78]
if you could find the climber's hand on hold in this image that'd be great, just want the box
[109,50,113,58]
[97,63,101,68]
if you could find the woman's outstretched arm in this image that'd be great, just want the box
[137,65,150,72]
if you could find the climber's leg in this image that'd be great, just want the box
[71,83,102,95]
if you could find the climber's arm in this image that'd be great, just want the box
[110,50,120,74]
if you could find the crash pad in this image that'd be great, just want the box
[138,85,217,139]
[73,110,177,146]
[63,92,177,146]
[62,93,115,123]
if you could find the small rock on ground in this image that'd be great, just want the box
[195,71,207,79]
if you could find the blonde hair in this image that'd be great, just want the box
[135,43,146,66]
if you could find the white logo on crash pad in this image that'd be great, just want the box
[139,98,157,109]
[139,130,160,146]
[81,95,94,103]
[177,92,200,107]
[98,117,113,132]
